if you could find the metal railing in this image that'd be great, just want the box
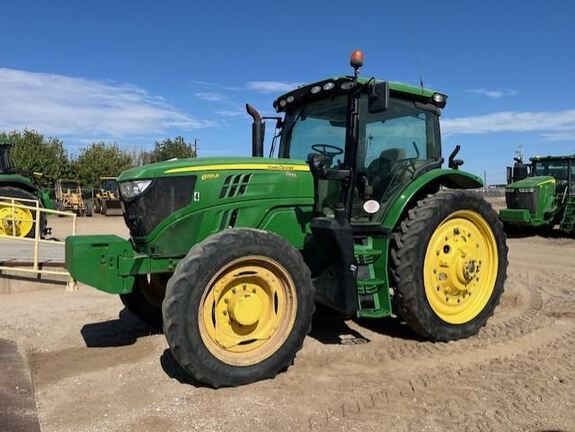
[0,196,77,289]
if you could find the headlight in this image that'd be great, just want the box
[518,188,536,193]
[310,85,322,94]
[120,180,152,199]
[432,92,447,108]
[322,82,335,91]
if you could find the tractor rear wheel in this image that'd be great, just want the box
[391,190,507,341]
[0,186,46,238]
[120,274,168,327]
[163,228,314,388]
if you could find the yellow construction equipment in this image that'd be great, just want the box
[93,177,122,216]
[55,179,92,217]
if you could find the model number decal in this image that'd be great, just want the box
[201,173,220,181]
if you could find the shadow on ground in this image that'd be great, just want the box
[81,308,161,348]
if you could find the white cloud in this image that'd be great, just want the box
[442,109,575,140]
[194,92,227,102]
[465,88,518,99]
[215,109,245,117]
[0,68,214,139]
[246,81,302,94]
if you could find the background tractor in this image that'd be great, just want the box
[66,51,508,388]
[500,155,575,235]
[93,177,122,216]
[0,141,47,237]
[55,179,93,217]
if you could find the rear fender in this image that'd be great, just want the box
[382,169,483,230]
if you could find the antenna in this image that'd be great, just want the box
[408,19,425,92]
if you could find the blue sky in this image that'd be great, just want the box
[1,0,574,184]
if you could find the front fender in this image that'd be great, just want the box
[381,169,483,230]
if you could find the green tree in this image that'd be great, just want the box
[143,136,196,164]
[3,130,70,185]
[73,142,133,188]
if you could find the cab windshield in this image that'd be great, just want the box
[279,96,347,168]
[533,160,570,181]
[101,179,118,192]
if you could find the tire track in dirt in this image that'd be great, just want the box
[304,281,550,372]
[305,262,575,431]
[308,323,575,431]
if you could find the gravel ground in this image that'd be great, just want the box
[1,210,574,432]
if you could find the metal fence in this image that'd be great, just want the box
[0,196,77,290]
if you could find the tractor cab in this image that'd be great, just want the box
[531,156,574,195]
[261,52,448,229]
[250,51,451,314]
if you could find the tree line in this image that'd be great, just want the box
[0,130,197,188]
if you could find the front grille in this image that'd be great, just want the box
[505,189,539,213]
[123,176,196,237]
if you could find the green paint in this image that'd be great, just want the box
[381,169,483,230]
[0,173,34,187]
[500,156,574,231]
[65,235,136,294]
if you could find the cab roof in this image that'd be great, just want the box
[530,155,575,162]
[273,76,444,112]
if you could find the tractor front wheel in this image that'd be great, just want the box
[162,228,315,388]
[391,190,507,341]
[120,274,168,327]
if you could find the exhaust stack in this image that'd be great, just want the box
[246,104,265,157]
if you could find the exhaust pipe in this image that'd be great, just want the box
[246,104,265,157]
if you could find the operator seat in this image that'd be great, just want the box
[366,148,407,200]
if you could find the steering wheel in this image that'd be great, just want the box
[311,144,344,161]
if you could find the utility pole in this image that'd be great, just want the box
[193,139,199,157]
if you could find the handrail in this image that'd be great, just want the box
[0,196,77,290]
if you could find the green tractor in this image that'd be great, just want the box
[66,52,508,387]
[500,155,575,235]
[0,140,48,238]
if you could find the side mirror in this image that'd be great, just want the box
[448,145,464,170]
[368,81,389,113]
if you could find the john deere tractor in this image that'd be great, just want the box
[500,155,575,234]
[66,52,508,387]
[0,140,47,237]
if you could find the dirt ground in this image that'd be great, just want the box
[1,212,575,432]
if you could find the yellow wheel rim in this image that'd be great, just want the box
[423,210,498,325]
[198,256,298,366]
[0,203,34,237]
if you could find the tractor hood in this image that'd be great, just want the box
[507,176,556,190]
[118,157,310,181]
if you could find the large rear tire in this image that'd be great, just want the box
[120,274,168,328]
[390,190,508,341]
[163,228,315,388]
[0,186,46,238]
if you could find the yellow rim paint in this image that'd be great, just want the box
[423,210,498,325]
[165,163,310,174]
[0,204,34,237]
[198,256,298,366]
